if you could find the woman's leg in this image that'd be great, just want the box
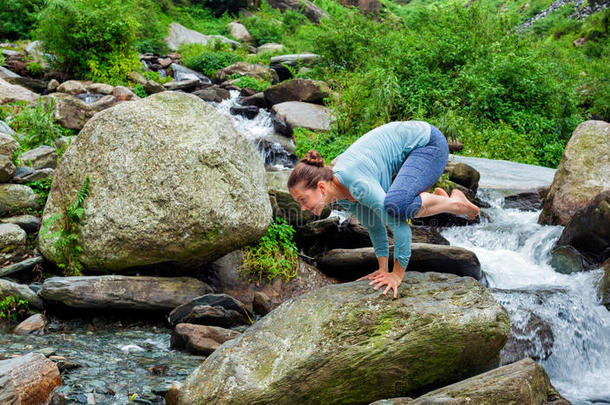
[417,189,480,219]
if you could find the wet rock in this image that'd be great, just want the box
[317,244,482,281]
[539,120,610,226]
[504,189,545,211]
[171,323,241,355]
[271,101,333,134]
[39,276,213,311]
[228,22,252,42]
[4,77,48,94]
[0,77,38,104]
[0,255,44,278]
[267,0,328,22]
[444,161,480,194]
[165,22,239,51]
[0,352,62,405]
[214,62,279,83]
[163,79,199,92]
[264,78,329,106]
[500,310,554,365]
[168,293,252,327]
[0,223,26,262]
[165,382,182,405]
[257,43,285,54]
[176,273,509,404]
[1,215,41,234]
[382,358,570,405]
[267,169,330,227]
[230,105,259,119]
[0,133,19,156]
[552,190,610,270]
[0,154,15,182]
[598,259,610,310]
[13,313,47,335]
[21,145,58,169]
[252,291,272,315]
[237,92,267,107]
[38,92,271,271]
[170,63,211,85]
[193,86,230,103]
[0,184,39,215]
[57,80,87,95]
[204,252,338,312]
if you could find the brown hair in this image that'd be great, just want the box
[287,150,334,190]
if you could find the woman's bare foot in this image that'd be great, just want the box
[450,189,480,219]
[433,187,449,197]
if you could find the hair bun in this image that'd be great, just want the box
[301,150,325,167]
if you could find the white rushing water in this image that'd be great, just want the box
[442,190,610,405]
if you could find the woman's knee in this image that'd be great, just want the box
[384,192,417,219]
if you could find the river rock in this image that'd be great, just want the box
[239,91,268,108]
[267,0,328,22]
[13,313,47,335]
[193,86,230,102]
[504,189,545,211]
[552,190,610,270]
[228,21,252,42]
[38,91,271,271]
[270,53,321,67]
[0,223,26,262]
[0,352,62,405]
[539,120,610,226]
[12,167,54,184]
[165,22,239,51]
[377,358,570,405]
[171,323,241,355]
[0,77,38,104]
[267,169,330,226]
[0,278,43,309]
[170,63,211,85]
[230,105,259,119]
[257,43,285,54]
[176,272,509,404]
[45,92,95,130]
[1,215,41,234]
[272,101,333,134]
[112,86,138,101]
[444,161,480,194]
[163,79,199,92]
[500,310,554,365]
[57,80,87,95]
[264,78,329,106]
[85,83,114,95]
[204,251,338,311]
[0,66,20,79]
[317,244,482,281]
[599,259,610,310]
[39,276,213,311]
[0,155,15,182]
[214,62,279,83]
[0,184,39,216]
[0,133,18,156]
[21,145,57,170]
[0,120,16,136]
[168,293,252,327]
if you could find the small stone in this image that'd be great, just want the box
[12,167,54,183]
[36,347,57,357]
[0,133,18,157]
[164,382,182,405]
[47,79,60,92]
[13,313,47,335]
[230,105,259,119]
[252,292,272,315]
[57,80,87,95]
[0,223,26,260]
[159,58,172,68]
[86,83,114,95]
[1,215,41,234]
[163,79,199,92]
[21,145,58,169]
[112,86,138,101]
[0,154,16,182]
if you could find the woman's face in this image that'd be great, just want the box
[289,182,327,216]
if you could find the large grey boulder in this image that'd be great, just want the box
[45,92,95,130]
[170,63,211,85]
[0,278,43,309]
[176,272,509,404]
[214,62,279,83]
[39,276,213,311]
[270,53,321,66]
[272,101,333,133]
[38,91,271,271]
[57,80,87,95]
[263,78,330,106]
[228,21,252,42]
[21,145,57,170]
[373,358,569,405]
[0,184,39,216]
[267,0,328,22]
[539,120,610,226]
[0,77,38,104]
[165,22,239,51]
[257,43,285,54]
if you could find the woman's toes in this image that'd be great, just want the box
[433,187,449,197]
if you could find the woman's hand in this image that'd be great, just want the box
[367,271,403,298]
[356,269,389,282]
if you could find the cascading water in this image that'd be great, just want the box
[442,190,610,405]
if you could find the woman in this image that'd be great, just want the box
[287,121,479,298]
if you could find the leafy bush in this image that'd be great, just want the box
[0,98,71,152]
[27,177,53,207]
[0,0,45,40]
[36,0,142,83]
[231,76,272,92]
[180,43,244,77]
[26,61,44,77]
[132,84,148,98]
[142,70,173,84]
[240,217,299,284]
[0,296,29,327]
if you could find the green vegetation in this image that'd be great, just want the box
[231,75,272,91]
[180,43,244,77]
[40,176,91,276]
[240,217,299,284]
[27,177,53,207]
[0,98,72,153]
[0,296,29,327]
[0,0,45,40]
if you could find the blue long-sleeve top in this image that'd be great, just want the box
[333,121,431,268]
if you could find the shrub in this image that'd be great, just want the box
[132,84,148,98]
[36,0,142,83]
[180,44,244,77]
[0,0,45,40]
[27,177,53,207]
[0,296,29,327]
[231,76,272,92]
[240,217,299,284]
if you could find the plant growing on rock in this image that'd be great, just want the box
[240,217,299,284]
[27,177,53,207]
[0,296,29,327]
[230,75,272,92]
[40,176,91,276]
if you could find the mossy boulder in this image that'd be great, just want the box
[177,272,510,405]
[539,120,610,226]
[38,91,272,272]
